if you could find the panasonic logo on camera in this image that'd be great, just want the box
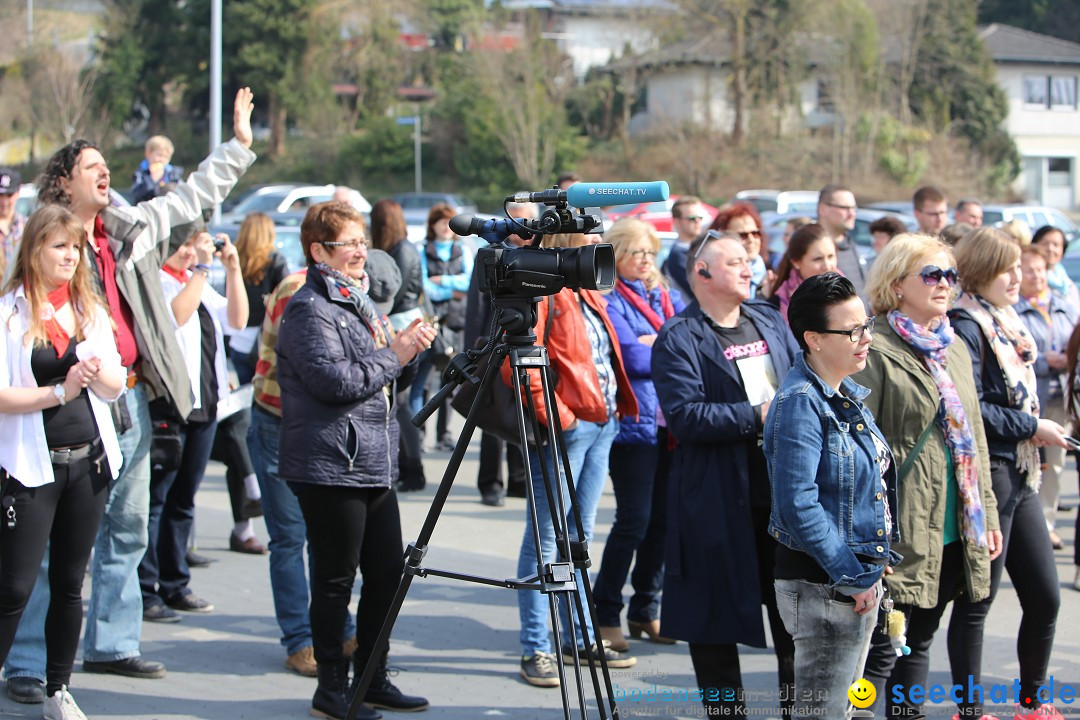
[521,282,545,289]
[588,188,645,197]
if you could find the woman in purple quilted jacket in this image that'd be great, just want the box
[593,218,685,652]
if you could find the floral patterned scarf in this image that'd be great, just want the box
[888,310,987,546]
[954,292,1042,490]
[315,263,392,350]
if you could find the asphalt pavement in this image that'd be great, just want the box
[0,425,1077,720]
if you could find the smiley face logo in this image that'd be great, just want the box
[848,679,876,708]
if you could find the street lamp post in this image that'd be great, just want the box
[396,115,422,193]
[210,0,222,223]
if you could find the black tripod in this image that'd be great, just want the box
[348,296,621,720]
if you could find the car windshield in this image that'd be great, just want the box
[233,192,288,214]
[275,228,305,269]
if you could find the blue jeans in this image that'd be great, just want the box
[140,417,218,606]
[408,350,433,418]
[248,406,354,655]
[518,417,617,656]
[593,435,670,627]
[774,578,878,719]
[5,384,152,680]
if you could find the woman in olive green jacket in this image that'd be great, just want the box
[853,234,1002,719]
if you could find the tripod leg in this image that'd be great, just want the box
[347,347,508,720]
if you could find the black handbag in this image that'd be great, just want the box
[451,297,553,446]
[148,399,184,476]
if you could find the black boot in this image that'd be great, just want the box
[312,660,375,720]
[396,462,425,492]
[358,650,429,712]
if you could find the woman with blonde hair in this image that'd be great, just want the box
[231,212,289,384]
[853,233,1002,718]
[593,219,684,651]
[0,205,125,719]
[947,226,1068,720]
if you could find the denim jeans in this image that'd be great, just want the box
[593,434,670,627]
[4,384,152,680]
[140,417,218,606]
[248,407,354,655]
[775,578,879,719]
[518,417,617,656]
[408,350,433,418]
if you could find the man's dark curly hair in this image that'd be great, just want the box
[36,139,100,207]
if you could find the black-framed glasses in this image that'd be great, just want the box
[825,202,857,212]
[321,238,369,250]
[916,265,958,287]
[818,315,875,343]
[629,249,657,260]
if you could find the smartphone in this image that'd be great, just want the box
[1065,436,1080,452]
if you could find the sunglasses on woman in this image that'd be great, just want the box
[917,265,958,287]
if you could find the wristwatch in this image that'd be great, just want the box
[52,384,66,406]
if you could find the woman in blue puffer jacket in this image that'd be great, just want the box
[276,201,437,720]
[593,219,685,651]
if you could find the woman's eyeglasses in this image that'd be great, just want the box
[321,239,370,250]
[819,315,875,343]
[736,230,762,241]
[629,249,657,260]
[917,265,958,287]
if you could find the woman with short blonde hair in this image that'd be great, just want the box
[855,233,1002,717]
[604,218,665,291]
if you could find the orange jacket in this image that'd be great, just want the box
[501,288,638,431]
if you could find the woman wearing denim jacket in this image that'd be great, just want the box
[764,272,899,719]
[853,234,1002,719]
[947,227,1069,720]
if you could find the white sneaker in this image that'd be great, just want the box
[43,686,88,720]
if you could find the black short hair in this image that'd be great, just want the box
[787,272,859,352]
[1032,225,1065,246]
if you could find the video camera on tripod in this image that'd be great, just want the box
[351,180,669,720]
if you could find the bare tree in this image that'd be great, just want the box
[464,28,575,187]
[26,47,109,144]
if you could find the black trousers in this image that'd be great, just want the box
[949,459,1060,716]
[862,541,964,718]
[211,408,259,523]
[477,431,526,496]
[294,484,404,669]
[689,506,795,717]
[0,453,109,692]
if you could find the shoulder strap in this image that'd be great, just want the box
[897,414,938,483]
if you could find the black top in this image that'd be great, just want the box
[32,342,97,448]
[703,312,775,510]
[386,240,424,316]
[244,253,290,328]
[186,305,219,423]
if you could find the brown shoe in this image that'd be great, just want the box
[628,619,676,645]
[285,647,317,677]
[598,625,629,653]
[229,532,268,555]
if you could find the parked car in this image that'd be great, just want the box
[604,196,720,234]
[735,189,819,216]
[17,183,131,216]
[392,192,476,226]
[981,204,1079,243]
[218,184,371,225]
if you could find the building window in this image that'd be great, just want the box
[1024,75,1078,110]
[1051,76,1077,109]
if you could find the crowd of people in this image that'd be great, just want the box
[0,89,1077,720]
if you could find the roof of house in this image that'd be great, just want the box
[980,23,1080,66]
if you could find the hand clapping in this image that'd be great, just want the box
[389,319,438,366]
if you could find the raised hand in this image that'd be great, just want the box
[233,87,255,149]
